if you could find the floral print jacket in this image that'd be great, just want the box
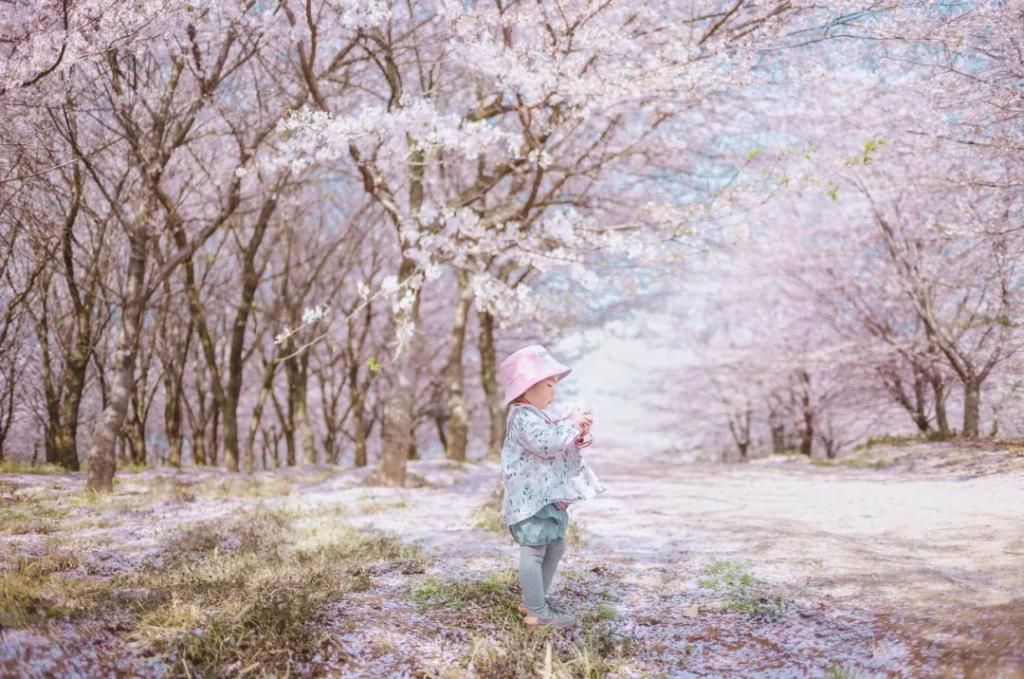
[501,403,607,526]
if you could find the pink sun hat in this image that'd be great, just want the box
[499,344,572,406]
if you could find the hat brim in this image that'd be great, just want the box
[502,367,572,406]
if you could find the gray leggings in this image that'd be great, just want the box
[519,538,566,617]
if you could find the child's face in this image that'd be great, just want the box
[521,377,557,409]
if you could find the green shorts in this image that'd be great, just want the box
[508,502,569,546]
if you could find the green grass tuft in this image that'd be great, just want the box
[471,482,507,535]
[0,502,69,535]
[699,559,789,618]
[0,461,67,475]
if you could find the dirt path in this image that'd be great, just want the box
[3,453,1021,677]
[286,450,1024,677]
[565,451,1024,677]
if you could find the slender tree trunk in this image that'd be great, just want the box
[223,394,241,471]
[407,422,419,461]
[0,361,17,461]
[48,162,88,470]
[283,339,314,465]
[477,310,503,460]
[176,240,227,467]
[166,392,183,468]
[245,359,276,473]
[932,374,951,436]
[193,429,207,466]
[380,365,413,485]
[354,413,367,467]
[962,378,981,438]
[51,348,88,470]
[278,364,297,466]
[727,410,752,462]
[298,362,316,465]
[444,271,472,462]
[207,409,219,467]
[349,363,368,467]
[379,256,421,487]
[798,392,814,458]
[768,399,785,454]
[222,199,275,472]
[86,232,147,492]
[911,370,930,433]
[800,412,814,457]
[127,395,146,464]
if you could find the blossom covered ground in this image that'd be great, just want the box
[1,442,1022,677]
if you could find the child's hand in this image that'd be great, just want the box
[568,405,593,429]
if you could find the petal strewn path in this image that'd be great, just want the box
[328,451,1024,677]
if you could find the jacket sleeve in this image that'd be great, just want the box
[510,406,581,459]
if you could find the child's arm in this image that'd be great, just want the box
[510,406,581,459]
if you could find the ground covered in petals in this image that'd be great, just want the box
[1,442,1022,677]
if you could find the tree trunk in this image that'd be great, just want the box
[800,413,814,457]
[793,370,814,457]
[379,366,413,486]
[49,322,91,469]
[207,409,219,467]
[962,378,981,438]
[768,399,786,454]
[911,369,930,433]
[298,366,317,465]
[931,374,951,436]
[477,310,504,460]
[51,375,85,470]
[127,395,147,464]
[223,394,240,471]
[349,363,369,467]
[444,271,472,462]
[283,338,315,465]
[245,359,277,473]
[193,428,207,467]
[175,232,227,468]
[223,199,275,472]
[47,162,89,470]
[378,257,420,487]
[166,393,183,468]
[86,232,147,492]
[407,424,419,460]
[353,407,368,467]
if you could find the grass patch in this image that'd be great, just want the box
[418,568,634,677]
[0,460,67,475]
[854,430,953,453]
[357,497,408,514]
[464,623,633,678]
[0,500,429,677]
[138,474,303,503]
[0,542,96,627]
[471,481,506,535]
[472,502,505,535]
[412,571,520,624]
[133,510,426,674]
[0,502,69,535]
[812,457,888,471]
[698,560,789,618]
[585,603,617,623]
[825,662,860,679]
[566,521,585,548]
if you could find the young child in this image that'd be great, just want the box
[499,344,606,628]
